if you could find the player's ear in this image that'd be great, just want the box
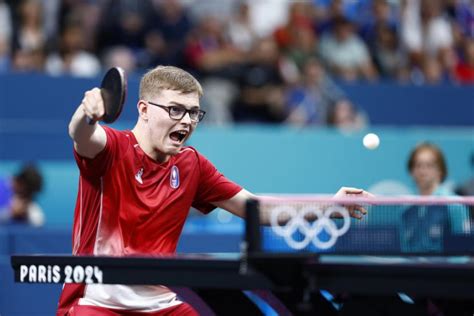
[137,100,148,121]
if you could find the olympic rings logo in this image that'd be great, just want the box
[269,205,351,250]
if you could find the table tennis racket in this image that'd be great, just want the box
[87,67,127,124]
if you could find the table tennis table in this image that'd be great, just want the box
[11,252,474,315]
[10,197,474,315]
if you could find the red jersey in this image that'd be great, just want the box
[57,127,241,315]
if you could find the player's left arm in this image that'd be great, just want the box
[212,189,287,225]
[212,188,256,219]
[213,187,373,222]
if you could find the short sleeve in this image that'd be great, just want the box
[192,152,242,214]
[73,127,129,179]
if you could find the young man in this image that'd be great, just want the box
[58,65,370,315]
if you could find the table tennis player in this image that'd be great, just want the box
[59,65,371,316]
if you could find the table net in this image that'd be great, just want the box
[245,196,474,255]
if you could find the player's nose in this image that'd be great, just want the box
[180,111,193,124]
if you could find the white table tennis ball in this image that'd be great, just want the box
[363,133,380,150]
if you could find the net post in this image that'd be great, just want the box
[245,198,261,254]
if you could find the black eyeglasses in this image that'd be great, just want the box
[147,101,206,122]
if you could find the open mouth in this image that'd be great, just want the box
[169,130,188,143]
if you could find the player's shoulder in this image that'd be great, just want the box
[103,126,126,136]
[178,146,200,158]
[102,127,134,154]
[177,146,211,162]
[103,126,132,141]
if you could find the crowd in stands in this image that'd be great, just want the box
[0,164,45,227]
[0,0,472,125]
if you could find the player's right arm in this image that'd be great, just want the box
[68,88,107,159]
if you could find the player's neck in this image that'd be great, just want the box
[131,124,170,163]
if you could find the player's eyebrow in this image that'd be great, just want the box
[169,101,200,110]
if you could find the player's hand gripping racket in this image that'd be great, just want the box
[87,67,127,124]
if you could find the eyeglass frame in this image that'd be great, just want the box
[147,101,206,122]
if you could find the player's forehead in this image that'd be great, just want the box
[154,89,200,109]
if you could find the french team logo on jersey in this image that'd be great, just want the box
[170,165,180,189]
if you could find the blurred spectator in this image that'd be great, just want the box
[232,37,286,123]
[402,142,470,253]
[58,0,102,53]
[284,25,319,73]
[443,0,474,38]
[359,0,408,80]
[40,0,60,44]
[12,47,45,72]
[103,45,137,74]
[401,0,456,81]
[199,77,238,126]
[96,0,154,55]
[273,1,314,51]
[0,0,12,40]
[407,142,452,196]
[285,58,345,126]
[136,30,174,70]
[372,24,409,80]
[148,0,193,67]
[327,99,367,131]
[246,0,291,38]
[45,22,101,77]
[319,16,378,81]
[12,0,46,53]
[226,1,258,53]
[0,0,12,72]
[0,164,44,227]
[184,15,243,76]
[359,0,399,44]
[273,2,319,84]
[453,38,474,83]
[314,0,353,34]
[11,0,47,72]
[184,14,245,125]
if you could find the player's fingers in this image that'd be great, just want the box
[82,100,102,121]
[345,203,367,214]
[362,190,376,198]
[83,88,102,106]
[96,99,105,118]
[353,204,368,215]
[342,187,364,194]
[82,105,97,121]
[82,89,105,120]
[89,88,103,104]
[347,208,362,219]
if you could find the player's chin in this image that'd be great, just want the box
[166,144,183,155]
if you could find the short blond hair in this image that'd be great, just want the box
[139,65,203,100]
